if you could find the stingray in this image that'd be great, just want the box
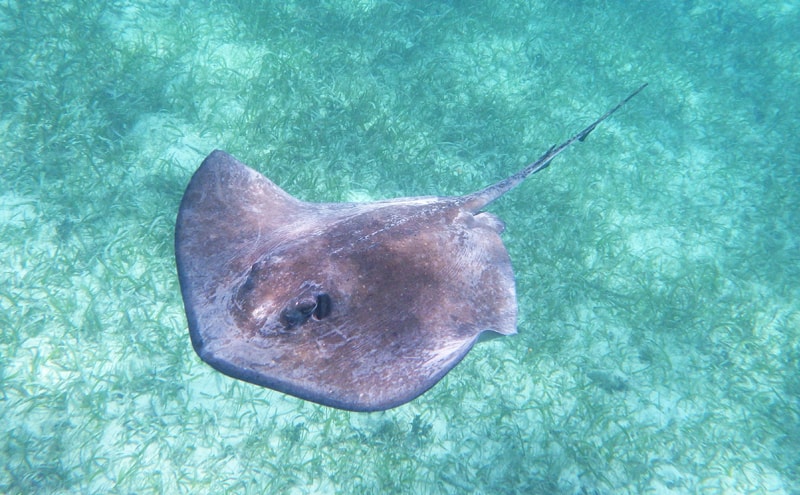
[175,84,646,411]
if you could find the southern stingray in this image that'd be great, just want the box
[175,84,646,411]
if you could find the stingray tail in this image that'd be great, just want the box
[462,83,647,211]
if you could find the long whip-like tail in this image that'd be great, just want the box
[462,83,648,211]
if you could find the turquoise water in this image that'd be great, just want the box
[1,0,798,493]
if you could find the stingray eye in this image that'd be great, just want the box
[279,298,317,329]
[279,293,332,329]
[313,293,332,320]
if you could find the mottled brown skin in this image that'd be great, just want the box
[175,85,645,411]
[176,151,516,411]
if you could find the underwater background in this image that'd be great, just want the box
[1,0,798,493]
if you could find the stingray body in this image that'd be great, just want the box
[175,85,645,411]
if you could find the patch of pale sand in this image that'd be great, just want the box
[8,335,81,395]
[345,189,377,202]
[0,192,38,228]
[128,113,209,174]
[110,3,272,170]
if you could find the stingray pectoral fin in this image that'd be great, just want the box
[473,211,506,234]
[176,151,310,352]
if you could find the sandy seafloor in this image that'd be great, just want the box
[1,1,798,493]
